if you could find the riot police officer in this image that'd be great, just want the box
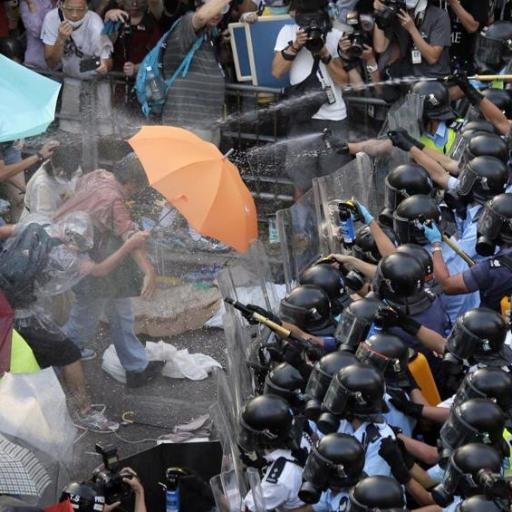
[457,495,510,512]
[317,363,395,477]
[299,433,365,510]
[264,362,306,412]
[427,193,512,313]
[239,394,307,511]
[348,476,408,512]
[481,88,512,119]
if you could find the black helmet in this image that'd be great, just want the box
[454,367,512,421]
[299,433,365,503]
[432,443,504,506]
[396,243,434,280]
[439,398,506,462]
[457,156,508,202]
[318,362,387,433]
[304,351,358,420]
[280,285,333,333]
[349,476,407,512]
[457,495,509,512]
[444,307,507,364]
[264,363,305,406]
[238,394,294,452]
[353,224,399,264]
[60,482,105,512]
[460,133,508,167]
[334,295,383,352]
[373,253,424,301]
[380,164,434,226]
[393,195,441,246]
[482,88,512,118]
[476,193,512,256]
[461,120,498,136]
[299,264,347,316]
[356,332,410,385]
[474,21,512,73]
[412,80,456,121]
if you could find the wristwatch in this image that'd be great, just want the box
[366,62,378,74]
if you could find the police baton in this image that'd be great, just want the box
[466,74,512,82]
[442,234,475,267]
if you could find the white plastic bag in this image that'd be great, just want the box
[0,368,76,462]
[101,341,222,383]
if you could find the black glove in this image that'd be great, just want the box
[378,437,412,484]
[388,389,424,420]
[388,130,425,152]
[396,437,415,470]
[374,305,421,335]
[451,70,483,107]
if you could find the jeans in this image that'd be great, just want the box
[62,294,148,372]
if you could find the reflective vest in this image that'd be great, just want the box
[504,428,512,477]
[9,329,40,374]
[420,126,458,155]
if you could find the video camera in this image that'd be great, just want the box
[374,0,406,30]
[92,442,133,504]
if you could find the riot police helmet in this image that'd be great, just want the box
[280,285,333,333]
[264,362,305,406]
[349,476,408,512]
[482,88,512,118]
[304,351,358,419]
[380,163,434,226]
[393,194,441,246]
[474,21,512,73]
[457,156,508,203]
[299,433,365,503]
[461,120,498,136]
[317,362,387,434]
[457,495,508,512]
[461,132,508,166]
[476,193,512,256]
[60,482,105,512]
[396,243,434,280]
[412,80,456,121]
[373,253,424,301]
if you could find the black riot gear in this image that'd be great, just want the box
[476,193,512,256]
[444,307,507,364]
[393,195,441,246]
[454,367,512,421]
[317,363,387,434]
[238,394,294,452]
[353,224,399,264]
[438,398,506,463]
[412,80,456,122]
[299,264,348,316]
[461,120,498,136]
[379,164,434,226]
[432,443,505,507]
[482,88,512,118]
[334,294,383,352]
[373,253,424,301]
[457,495,510,512]
[264,363,306,407]
[356,332,410,386]
[304,351,358,420]
[299,434,365,503]
[396,244,434,280]
[349,476,408,512]
[474,21,512,73]
[460,133,508,167]
[280,285,334,334]
[60,482,105,512]
[457,156,508,202]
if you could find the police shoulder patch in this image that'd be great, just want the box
[364,423,381,448]
[265,457,287,484]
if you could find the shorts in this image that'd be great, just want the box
[15,316,81,369]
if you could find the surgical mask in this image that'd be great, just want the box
[405,0,419,8]
[66,18,85,28]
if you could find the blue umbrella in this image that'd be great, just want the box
[0,55,61,143]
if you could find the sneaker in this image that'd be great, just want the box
[126,361,164,388]
[80,348,97,361]
[75,405,119,433]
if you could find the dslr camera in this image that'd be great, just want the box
[296,11,331,53]
[374,0,406,30]
[345,11,366,59]
[92,442,133,504]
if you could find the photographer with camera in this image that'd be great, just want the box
[373,0,451,79]
[272,0,352,199]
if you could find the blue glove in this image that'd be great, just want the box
[354,200,374,225]
[422,222,442,244]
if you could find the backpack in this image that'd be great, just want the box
[0,223,61,308]
[134,18,205,117]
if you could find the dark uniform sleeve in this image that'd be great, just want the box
[462,262,487,292]
[464,0,490,26]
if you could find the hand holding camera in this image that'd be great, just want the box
[293,27,308,51]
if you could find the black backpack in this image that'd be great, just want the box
[0,223,60,308]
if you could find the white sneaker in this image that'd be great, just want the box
[74,405,119,433]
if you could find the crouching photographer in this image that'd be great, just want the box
[373,0,451,82]
[272,0,352,199]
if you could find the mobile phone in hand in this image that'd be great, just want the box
[79,57,101,73]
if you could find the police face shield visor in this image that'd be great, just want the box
[305,364,331,402]
[349,490,407,512]
[264,375,304,405]
[445,320,481,362]
[452,377,487,409]
[280,299,323,330]
[322,375,350,416]
[474,33,508,72]
[384,177,402,214]
[334,311,371,351]
[237,417,280,452]
[432,457,467,507]
[355,342,403,377]
[477,205,512,254]
[392,213,429,246]
[457,164,480,197]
